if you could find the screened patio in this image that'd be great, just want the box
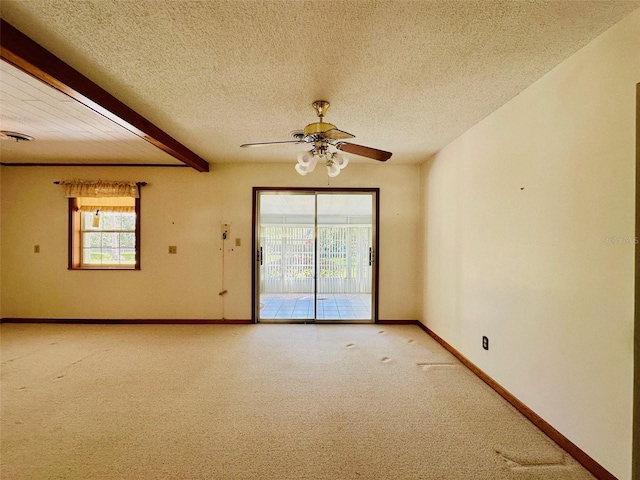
[257,192,375,321]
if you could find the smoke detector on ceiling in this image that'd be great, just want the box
[0,131,34,142]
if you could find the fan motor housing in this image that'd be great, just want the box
[304,122,337,136]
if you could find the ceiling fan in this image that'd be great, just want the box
[240,101,392,177]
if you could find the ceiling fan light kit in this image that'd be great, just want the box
[240,101,392,177]
[297,150,318,172]
[326,159,341,178]
[296,149,349,177]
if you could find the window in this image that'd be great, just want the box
[63,181,142,270]
[80,204,136,267]
[69,197,140,270]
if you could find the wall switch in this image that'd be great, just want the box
[235,238,241,247]
[34,245,40,253]
[168,246,177,254]
[482,336,489,350]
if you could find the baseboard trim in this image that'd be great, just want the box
[0,318,253,324]
[2,318,419,325]
[414,321,616,480]
[377,319,419,324]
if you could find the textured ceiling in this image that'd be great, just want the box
[0,0,639,167]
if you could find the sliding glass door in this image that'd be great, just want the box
[258,192,316,321]
[254,189,377,323]
[315,194,373,321]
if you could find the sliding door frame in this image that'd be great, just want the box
[252,187,380,324]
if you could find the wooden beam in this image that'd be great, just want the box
[0,19,209,172]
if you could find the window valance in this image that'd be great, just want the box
[58,180,140,198]
[76,197,136,213]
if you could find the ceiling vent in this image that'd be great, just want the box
[0,131,34,142]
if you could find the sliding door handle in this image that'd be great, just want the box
[257,247,263,265]
[369,247,374,266]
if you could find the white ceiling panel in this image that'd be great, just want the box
[0,61,183,165]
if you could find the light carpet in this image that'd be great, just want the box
[0,323,594,479]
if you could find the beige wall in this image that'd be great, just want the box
[0,162,420,321]
[420,10,639,480]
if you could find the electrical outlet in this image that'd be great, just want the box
[235,238,241,247]
[482,336,489,351]
[34,245,40,253]
[168,245,177,254]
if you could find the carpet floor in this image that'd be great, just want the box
[1,323,594,479]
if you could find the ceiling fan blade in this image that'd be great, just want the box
[336,142,392,162]
[322,128,355,140]
[240,140,303,148]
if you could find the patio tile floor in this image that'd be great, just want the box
[259,293,372,321]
